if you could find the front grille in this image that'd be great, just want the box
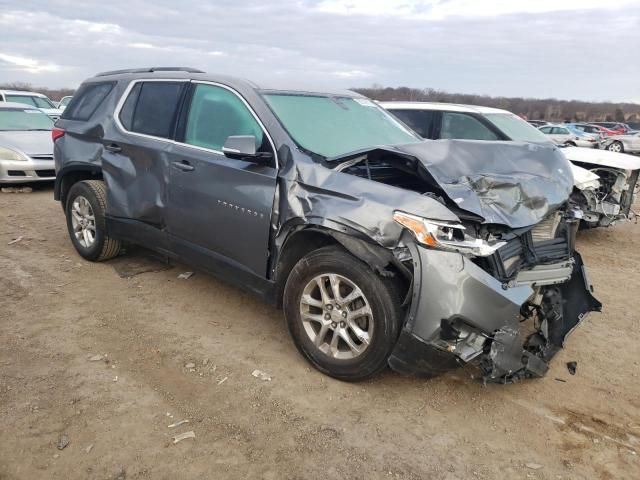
[531,212,561,242]
[35,170,55,177]
[480,214,571,282]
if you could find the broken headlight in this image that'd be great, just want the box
[393,211,506,257]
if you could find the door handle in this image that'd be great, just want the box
[104,143,122,153]
[172,160,195,172]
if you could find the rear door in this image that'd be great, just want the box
[104,79,188,233]
[166,81,278,278]
[552,127,572,144]
[387,109,436,138]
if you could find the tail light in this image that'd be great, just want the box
[52,127,65,142]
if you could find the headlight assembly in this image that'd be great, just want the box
[0,147,28,161]
[393,211,506,257]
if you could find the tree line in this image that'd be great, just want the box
[354,85,640,123]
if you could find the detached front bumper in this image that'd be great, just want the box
[0,158,56,183]
[388,245,601,383]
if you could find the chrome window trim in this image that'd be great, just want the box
[113,78,278,168]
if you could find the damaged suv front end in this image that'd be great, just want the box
[318,140,602,383]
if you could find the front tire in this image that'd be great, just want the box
[65,180,121,261]
[283,246,403,381]
[608,141,624,153]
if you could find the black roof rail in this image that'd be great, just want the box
[95,67,205,77]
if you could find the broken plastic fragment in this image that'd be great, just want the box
[252,369,272,381]
[168,420,189,428]
[178,271,194,280]
[172,431,195,444]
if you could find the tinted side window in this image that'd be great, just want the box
[389,109,434,138]
[120,81,185,139]
[183,84,264,151]
[440,112,499,140]
[62,82,114,121]
[118,83,141,131]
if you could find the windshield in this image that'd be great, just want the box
[484,113,550,143]
[6,94,56,109]
[60,96,72,107]
[262,94,420,158]
[0,107,54,131]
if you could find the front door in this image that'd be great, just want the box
[166,82,278,279]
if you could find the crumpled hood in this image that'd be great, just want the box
[0,130,53,157]
[364,140,574,228]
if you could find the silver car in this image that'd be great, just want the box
[603,132,640,154]
[0,102,55,183]
[538,124,599,148]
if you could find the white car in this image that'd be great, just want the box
[0,89,63,120]
[380,101,551,144]
[562,147,640,227]
[538,124,599,148]
[57,95,73,111]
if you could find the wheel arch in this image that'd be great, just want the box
[55,163,103,209]
[272,222,412,308]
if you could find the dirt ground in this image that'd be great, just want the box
[0,185,638,480]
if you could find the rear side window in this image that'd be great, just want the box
[440,112,499,140]
[389,109,435,138]
[62,82,114,121]
[118,81,184,139]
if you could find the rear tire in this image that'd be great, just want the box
[65,180,121,261]
[283,245,403,381]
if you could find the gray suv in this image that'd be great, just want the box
[54,67,600,383]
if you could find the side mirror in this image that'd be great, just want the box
[222,135,257,158]
[222,135,273,164]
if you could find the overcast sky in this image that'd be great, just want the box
[1,0,639,102]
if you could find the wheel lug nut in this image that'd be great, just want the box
[336,304,341,310]
[331,322,337,328]
[340,321,346,328]
[324,314,331,320]
[341,311,347,318]
[326,304,333,310]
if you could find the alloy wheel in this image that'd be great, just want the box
[70,195,96,248]
[608,142,622,153]
[299,273,374,360]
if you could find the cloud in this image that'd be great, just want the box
[0,52,62,73]
[313,0,637,19]
[0,1,638,103]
